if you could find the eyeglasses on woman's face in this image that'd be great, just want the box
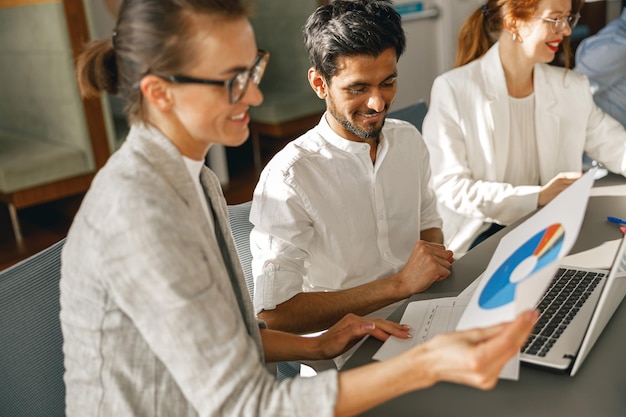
[154,49,270,104]
[534,13,581,34]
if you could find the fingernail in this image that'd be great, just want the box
[527,310,539,321]
[363,322,375,330]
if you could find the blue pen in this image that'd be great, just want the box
[607,216,626,226]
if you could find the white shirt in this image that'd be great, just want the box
[506,94,539,187]
[250,114,441,314]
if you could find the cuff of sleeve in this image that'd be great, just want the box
[492,186,540,224]
[289,369,339,417]
[253,265,304,315]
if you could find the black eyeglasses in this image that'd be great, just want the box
[153,50,269,104]
[534,13,581,34]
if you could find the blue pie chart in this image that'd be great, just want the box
[479,223,565,309]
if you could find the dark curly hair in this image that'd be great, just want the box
[303,0,405,82]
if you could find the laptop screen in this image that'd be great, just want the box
[571,235,626,375]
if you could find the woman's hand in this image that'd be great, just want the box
[411,309,539,390]
[538,172,582,207]
[312,313,412,360]
[333,310,538,417]
[261,313,410,362]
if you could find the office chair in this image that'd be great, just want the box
[227,201,339,379]
[227,201,256,298]
[0,239,66,417]
[388,100,428,132]
[227,201,302,380]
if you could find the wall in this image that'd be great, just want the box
[392,0,478,111]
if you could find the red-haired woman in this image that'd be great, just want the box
[423,0,626,257]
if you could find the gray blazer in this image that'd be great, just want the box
[60,124,337,417]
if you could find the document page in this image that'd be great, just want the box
[372,280,519,379]
[372,297,469,361]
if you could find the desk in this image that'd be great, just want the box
[343,173,626,417]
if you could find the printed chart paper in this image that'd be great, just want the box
[372,169,597,379]
[456,169,596,330]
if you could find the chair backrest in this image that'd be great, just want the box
[226,202,301,379]
[227,201,255,298]
[248,0,326,124]
[388,100,429,132]
[0,2,104,169]
[0,239,66,417]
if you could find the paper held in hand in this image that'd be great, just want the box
[373,168,597,380]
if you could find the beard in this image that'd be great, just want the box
[328,105,384,140]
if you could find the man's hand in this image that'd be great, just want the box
[396,240,454,295]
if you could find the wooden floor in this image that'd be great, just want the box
[0,136,287,271]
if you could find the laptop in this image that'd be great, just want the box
[520,234,626,375]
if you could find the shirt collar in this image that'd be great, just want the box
[182,155,205,186]
[317,112,385,155]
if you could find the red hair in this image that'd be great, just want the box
[455,0,583,68]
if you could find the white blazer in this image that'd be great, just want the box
[423,43,626,256]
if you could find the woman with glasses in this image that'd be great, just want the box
[422,0,626,257]
[60,0,537,416]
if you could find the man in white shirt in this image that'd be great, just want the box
[250,0,454,337]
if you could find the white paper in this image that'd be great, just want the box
[372,294,522,379]
[373,297,468,361]
[456,169,596,330]
[372,169,597,380]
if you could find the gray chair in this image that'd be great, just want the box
[227,201,256,298]
[0,202,306,417]
[0,239,66,417]
[388,100,428,132]
[227,201,301,379]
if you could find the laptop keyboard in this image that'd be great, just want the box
[522,268,604,357]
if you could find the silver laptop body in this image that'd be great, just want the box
[520,235,626,375]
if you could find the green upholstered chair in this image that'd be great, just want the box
[248,0,326,172]
[0,1,110,244]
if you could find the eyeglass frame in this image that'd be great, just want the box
[150,49,269,104]
[533,13,581,34]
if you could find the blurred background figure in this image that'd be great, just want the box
[575,5,626,128]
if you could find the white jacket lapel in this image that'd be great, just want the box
[481,44,511,181]
[533,64,561,185]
